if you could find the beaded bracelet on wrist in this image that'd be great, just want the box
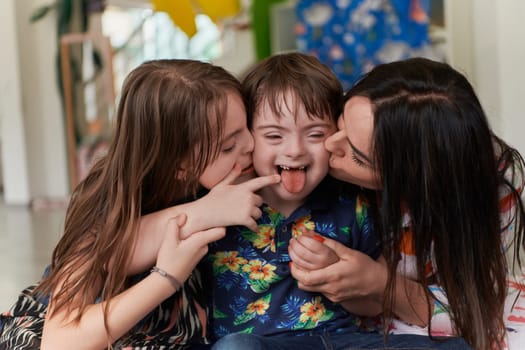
[150,266,182,291]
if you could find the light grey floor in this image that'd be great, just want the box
[0,201,65,312]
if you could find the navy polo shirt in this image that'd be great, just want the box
[203,178,381,339]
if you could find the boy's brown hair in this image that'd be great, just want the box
[242,52,343,127]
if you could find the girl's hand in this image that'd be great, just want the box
[156,214,225,286]
[192,165,280,234]
[128,166,278,274]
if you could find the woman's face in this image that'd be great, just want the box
[324,96,380,190]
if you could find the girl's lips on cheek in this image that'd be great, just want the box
[240,165,254,176]
[234,166,256,184]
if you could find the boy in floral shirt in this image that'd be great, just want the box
[203,53,381,349]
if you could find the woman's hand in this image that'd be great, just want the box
[290,235,431,324]
[290,234,387,303]
[290,235,387,317]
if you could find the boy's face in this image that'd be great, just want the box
[199,92,255,189]
[251,92,336,208]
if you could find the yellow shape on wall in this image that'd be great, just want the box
[150,0,241,38]
[195,0,240,21]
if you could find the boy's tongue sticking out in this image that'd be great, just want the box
[280,167,306,193]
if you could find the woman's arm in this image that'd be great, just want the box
[42,216,225,350]
[289,234,431,326]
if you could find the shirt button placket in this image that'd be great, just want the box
[277,225,289,263]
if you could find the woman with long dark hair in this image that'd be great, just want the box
[290,57,525,350]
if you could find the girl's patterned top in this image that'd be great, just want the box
[203,179,381,339]
[0,269,209,350]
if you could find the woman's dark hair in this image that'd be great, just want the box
[347,57,525,350]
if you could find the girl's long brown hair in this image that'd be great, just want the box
[36,59,242,336]
[347,58,525,349]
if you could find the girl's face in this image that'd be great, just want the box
[198,92,255,189]
[324,96,380,190]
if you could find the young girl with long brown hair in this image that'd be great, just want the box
[0,59,278,350]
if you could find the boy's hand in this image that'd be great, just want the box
[288,230,339,271]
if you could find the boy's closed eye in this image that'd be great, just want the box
[307,131,328,141]
[263,133,284,144]
[264,133,283,140]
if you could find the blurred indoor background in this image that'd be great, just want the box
[0,0,524,311]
